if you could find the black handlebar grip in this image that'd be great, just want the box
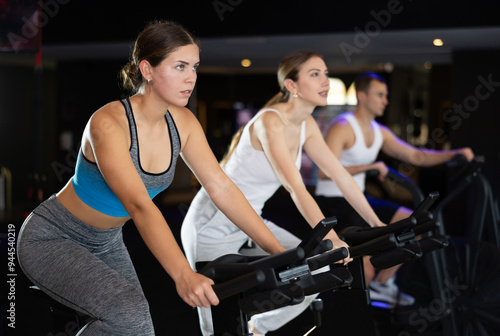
[299,217,337,257]
[387,216,418,233]
[412,218,439,236]
[348,233,398,258]
[417,235,449,253]
[369,242,422,269]
[339,217,416,246]
[446,153,468,168]
[307,247,349,271]
[248,247,305,270]
[311,239,333,255]
[212,270,266,300]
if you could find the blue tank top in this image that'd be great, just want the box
[72,98,181,217]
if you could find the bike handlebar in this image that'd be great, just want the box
[199,216,346,303]
[212,270,266,301]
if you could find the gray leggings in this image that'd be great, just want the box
[17,195,155,336]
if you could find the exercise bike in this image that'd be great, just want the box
[312,191,447,336]
[365,155,500,336]
[196,216,351,336]
[199,192,448,336]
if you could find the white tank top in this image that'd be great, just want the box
[223,108,306,214]
[315,112,382,197]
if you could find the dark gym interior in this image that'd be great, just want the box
[1,0,500,335]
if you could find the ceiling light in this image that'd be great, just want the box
[433,38,443,47]
[241,59,251,67]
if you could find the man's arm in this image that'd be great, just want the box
[380,124,474,166]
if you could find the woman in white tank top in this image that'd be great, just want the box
[181,51,387,335]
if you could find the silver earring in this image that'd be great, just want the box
[293,92,298,98]
[147,78,151,83]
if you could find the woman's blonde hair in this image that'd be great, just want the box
[264,50,324,107]
[220,50,323,166]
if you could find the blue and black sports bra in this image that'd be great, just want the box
[72,98,181,217]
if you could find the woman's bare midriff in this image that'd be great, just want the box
[56,180,131,230]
